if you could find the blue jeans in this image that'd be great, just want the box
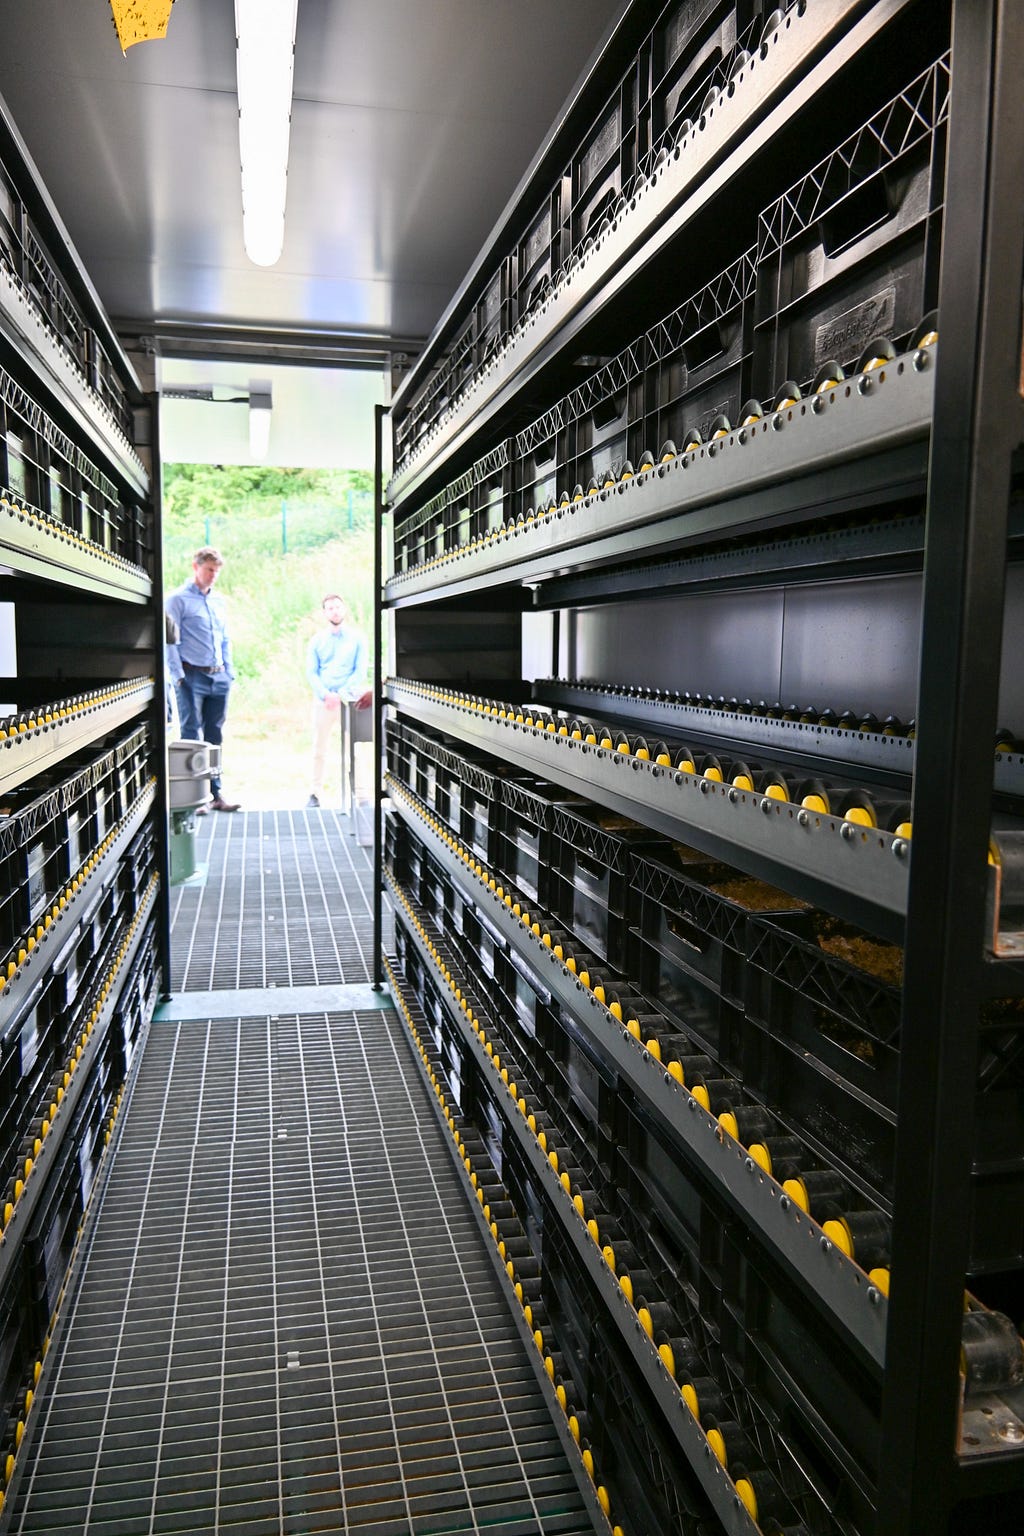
[176,668,232,796]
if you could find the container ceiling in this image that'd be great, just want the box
[0,0,622,361]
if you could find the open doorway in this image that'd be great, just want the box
[159,362,386,811]
[163,462,374,809]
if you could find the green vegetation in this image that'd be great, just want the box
[163,464,377,806]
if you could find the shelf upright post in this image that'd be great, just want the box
[877,2,1024,1531]
[373,401,386,988]
[148,389,172,999]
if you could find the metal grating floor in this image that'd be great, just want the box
[8,1010,596,1535]
[170,810,382,992]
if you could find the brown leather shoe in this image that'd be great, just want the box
[194,802,210,816]
[210,795,240,812]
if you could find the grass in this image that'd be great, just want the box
[164,493,378,809]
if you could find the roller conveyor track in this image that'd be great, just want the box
[169,809,383,992]
[5,1009,598,1535]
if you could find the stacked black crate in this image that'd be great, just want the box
[0,92,163,1504]
[382,3,1024,1534]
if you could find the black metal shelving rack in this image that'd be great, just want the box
[0,84,164,1512]
[377,1,1024,1533]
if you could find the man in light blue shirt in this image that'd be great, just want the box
[166,547,240,811]
[306,594,368,807]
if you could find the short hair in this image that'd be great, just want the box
[322,593,344,606]
[193,547,224,567]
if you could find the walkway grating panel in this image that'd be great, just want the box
[8,1011,596,1536]
[169,809,386,992]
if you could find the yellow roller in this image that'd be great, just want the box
[823,1217,854,1256]
[707,1427,727,1466]
[782,1177,810,1213]
[735,1477,758,1518]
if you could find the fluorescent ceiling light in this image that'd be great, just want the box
[249,387,273,459]
[235,0,298,267]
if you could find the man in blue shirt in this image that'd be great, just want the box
[306,594,367,808]
[166,547,240,812]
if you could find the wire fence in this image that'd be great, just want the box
[165,492,374,565]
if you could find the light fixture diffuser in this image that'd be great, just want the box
[248,386,273,460]
[235,0,298,267]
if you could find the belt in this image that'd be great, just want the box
[182,661,224,674]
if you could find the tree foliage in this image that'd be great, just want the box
[162,463,373,527]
